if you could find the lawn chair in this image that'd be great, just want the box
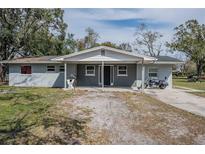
[67,74,77,89]
[67,79,75,89]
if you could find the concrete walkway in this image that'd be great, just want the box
[145,88,205,117]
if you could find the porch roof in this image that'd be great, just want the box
[51,46,157,62]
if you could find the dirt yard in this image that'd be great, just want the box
[64,90,205,145]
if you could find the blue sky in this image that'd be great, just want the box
[63,8,205,58]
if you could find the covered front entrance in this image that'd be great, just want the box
[59,46,156,90]
[98,65,114,86]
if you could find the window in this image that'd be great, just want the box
[148,68,158,78]
[59,65,64,72]
[85,65,95,76]
[21,66,32,74]
[47,66,55,72]
[117,65,127,76]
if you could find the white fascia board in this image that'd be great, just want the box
[4,61,62,64]
[103,46,156,60]
[51,46,103,61]
[51,46,157,61]
[154,61,184,64]
[59,54,145,62]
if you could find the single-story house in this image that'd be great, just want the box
[1,46,183,89]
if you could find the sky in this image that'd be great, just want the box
[63,8,205,58]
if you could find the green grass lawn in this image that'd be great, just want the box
[173,78,205,91]
[188,92,205,98]
[0,86,88,144]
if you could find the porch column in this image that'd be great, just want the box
[101,61,104,89]
[64,62,67,89]
[136,63,138,88]
[141,59,145,91]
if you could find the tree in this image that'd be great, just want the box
[99,42,132,52]
[119,43,132,52]
[100,41,119,48]
[84,27,100,49]
[0,8,67,80]
[167,20,205,77]
[0,8,67,61]
[63,33,78,53]
[76,39,86,51]
[183,60,197,75]
[133,24,163,56]
[74,27,100,51]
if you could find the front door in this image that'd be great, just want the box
[104,66,110,86]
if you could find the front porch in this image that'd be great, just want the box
[51,46,155,90]
[63,62,146,90]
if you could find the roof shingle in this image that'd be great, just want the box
[155,56,183,62]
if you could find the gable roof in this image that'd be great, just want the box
[1,56,60,64]
[155,56,183,64]
[51,46,157,61]
[0,47,183,64]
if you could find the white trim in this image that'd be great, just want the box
[101,61,104,89]
[148,67,158,78]
[85,65,95,76]
[51,46,157,61]
[64,61,141,64]
[112,66,114,86]
[98,65,114,86]
[4,61,62,64]
[142,61,145,90]
[154,61,184,64]
[64,63,67,89]
[117,65,128,76]
[59,65,65,73]
[98,65,101,85]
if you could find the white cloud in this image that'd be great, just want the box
[63,8,205,58]
[65,9,142,20]
[65,8,205,24]
[64,9,137,43]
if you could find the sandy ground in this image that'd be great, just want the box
[68,90,156,144]
[63,89,205,144]
[145,88,205,117]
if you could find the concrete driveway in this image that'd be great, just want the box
[145,88,205,117]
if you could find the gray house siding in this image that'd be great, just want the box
[9,63,172,88]
[113,64,136,87]
[76,64,136,87]
[137,64,172,88]
[76,64,99,86]
[63,49,141,61]
[9,63,67,87]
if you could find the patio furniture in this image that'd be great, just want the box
[67,79,75,89]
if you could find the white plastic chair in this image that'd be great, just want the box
[67,79,75,89]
